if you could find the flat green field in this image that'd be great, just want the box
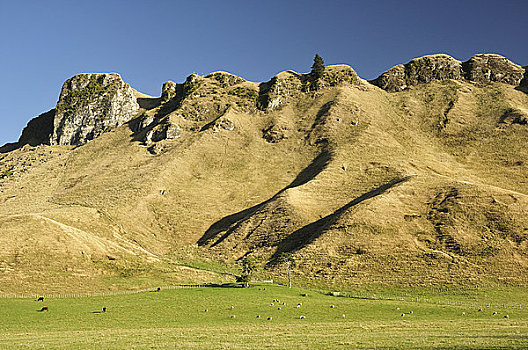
[0,285,527,349]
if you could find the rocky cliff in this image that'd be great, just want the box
[371,54,526,92]
[51,73,140,145]
[2,54,527,293]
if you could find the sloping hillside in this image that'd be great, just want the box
[1,55,527,293]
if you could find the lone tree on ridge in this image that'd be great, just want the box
[311,54,325,90]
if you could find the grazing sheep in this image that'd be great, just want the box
[504,315,510,319]
[409,311,413,314]
[401,313,405,317]
[301,294,308,297]
[493,312,498,315]
[478,308,483,312]
[36,297,44,302]
[156,287,161,292]
[256,315,261,318]
[270,303,274,306]
[396,307,400,310]
[204,309,208,312]
[230,315,236,319]
[462,312,466,316]
[38,307,48,312]
[277,307,281,310]
[230,306,234,309]
[267,317,272,320]
[282,302,286,305]
[296,305,301,308]
[299,315,305,319]
[330,305,335,308]
[341,314,346,318]
[102,307,106,313]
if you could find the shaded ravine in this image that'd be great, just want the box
[197,149,332,246]
[269,176,412,263]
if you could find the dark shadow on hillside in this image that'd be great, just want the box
[268,176,411,265]
[517,67,528,94]
[197,150,332,246]
[0,142,19,154]
[137,97,162,110]
[515,86,528,95]
[1,109,54,153]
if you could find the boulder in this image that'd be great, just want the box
[51,73,140,145]
[213,118,235,132]
[145,122,182,143]
[263,125,288,143]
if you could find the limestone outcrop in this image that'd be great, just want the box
[258,65,360,110]
[462,54,525,85]
[51,73,140,145]
[372,54,525,92]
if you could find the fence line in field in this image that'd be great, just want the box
[0,284,208,299]
[1,282,526,310]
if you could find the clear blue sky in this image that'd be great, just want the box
[1,0,526,146]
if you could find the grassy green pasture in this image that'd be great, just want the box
[1,285,527,349]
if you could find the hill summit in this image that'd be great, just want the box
[1,54,527,293]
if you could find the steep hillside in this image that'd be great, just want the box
[1,55,527,293]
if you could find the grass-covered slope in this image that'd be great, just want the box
[0,59,527,293]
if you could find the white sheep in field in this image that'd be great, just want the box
[299,315,305,319]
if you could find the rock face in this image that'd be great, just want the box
[161,81,179,102]
[462,54,525,85]
[258,65,360,110]
[51,73,140,145]
[405,55,462,86]
[372,54,525,92]
[205,72,245,88]
[371,55,462,92]
[370,64,406,92]
[145,122,182,143]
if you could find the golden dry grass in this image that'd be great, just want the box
[0,73,527,293]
